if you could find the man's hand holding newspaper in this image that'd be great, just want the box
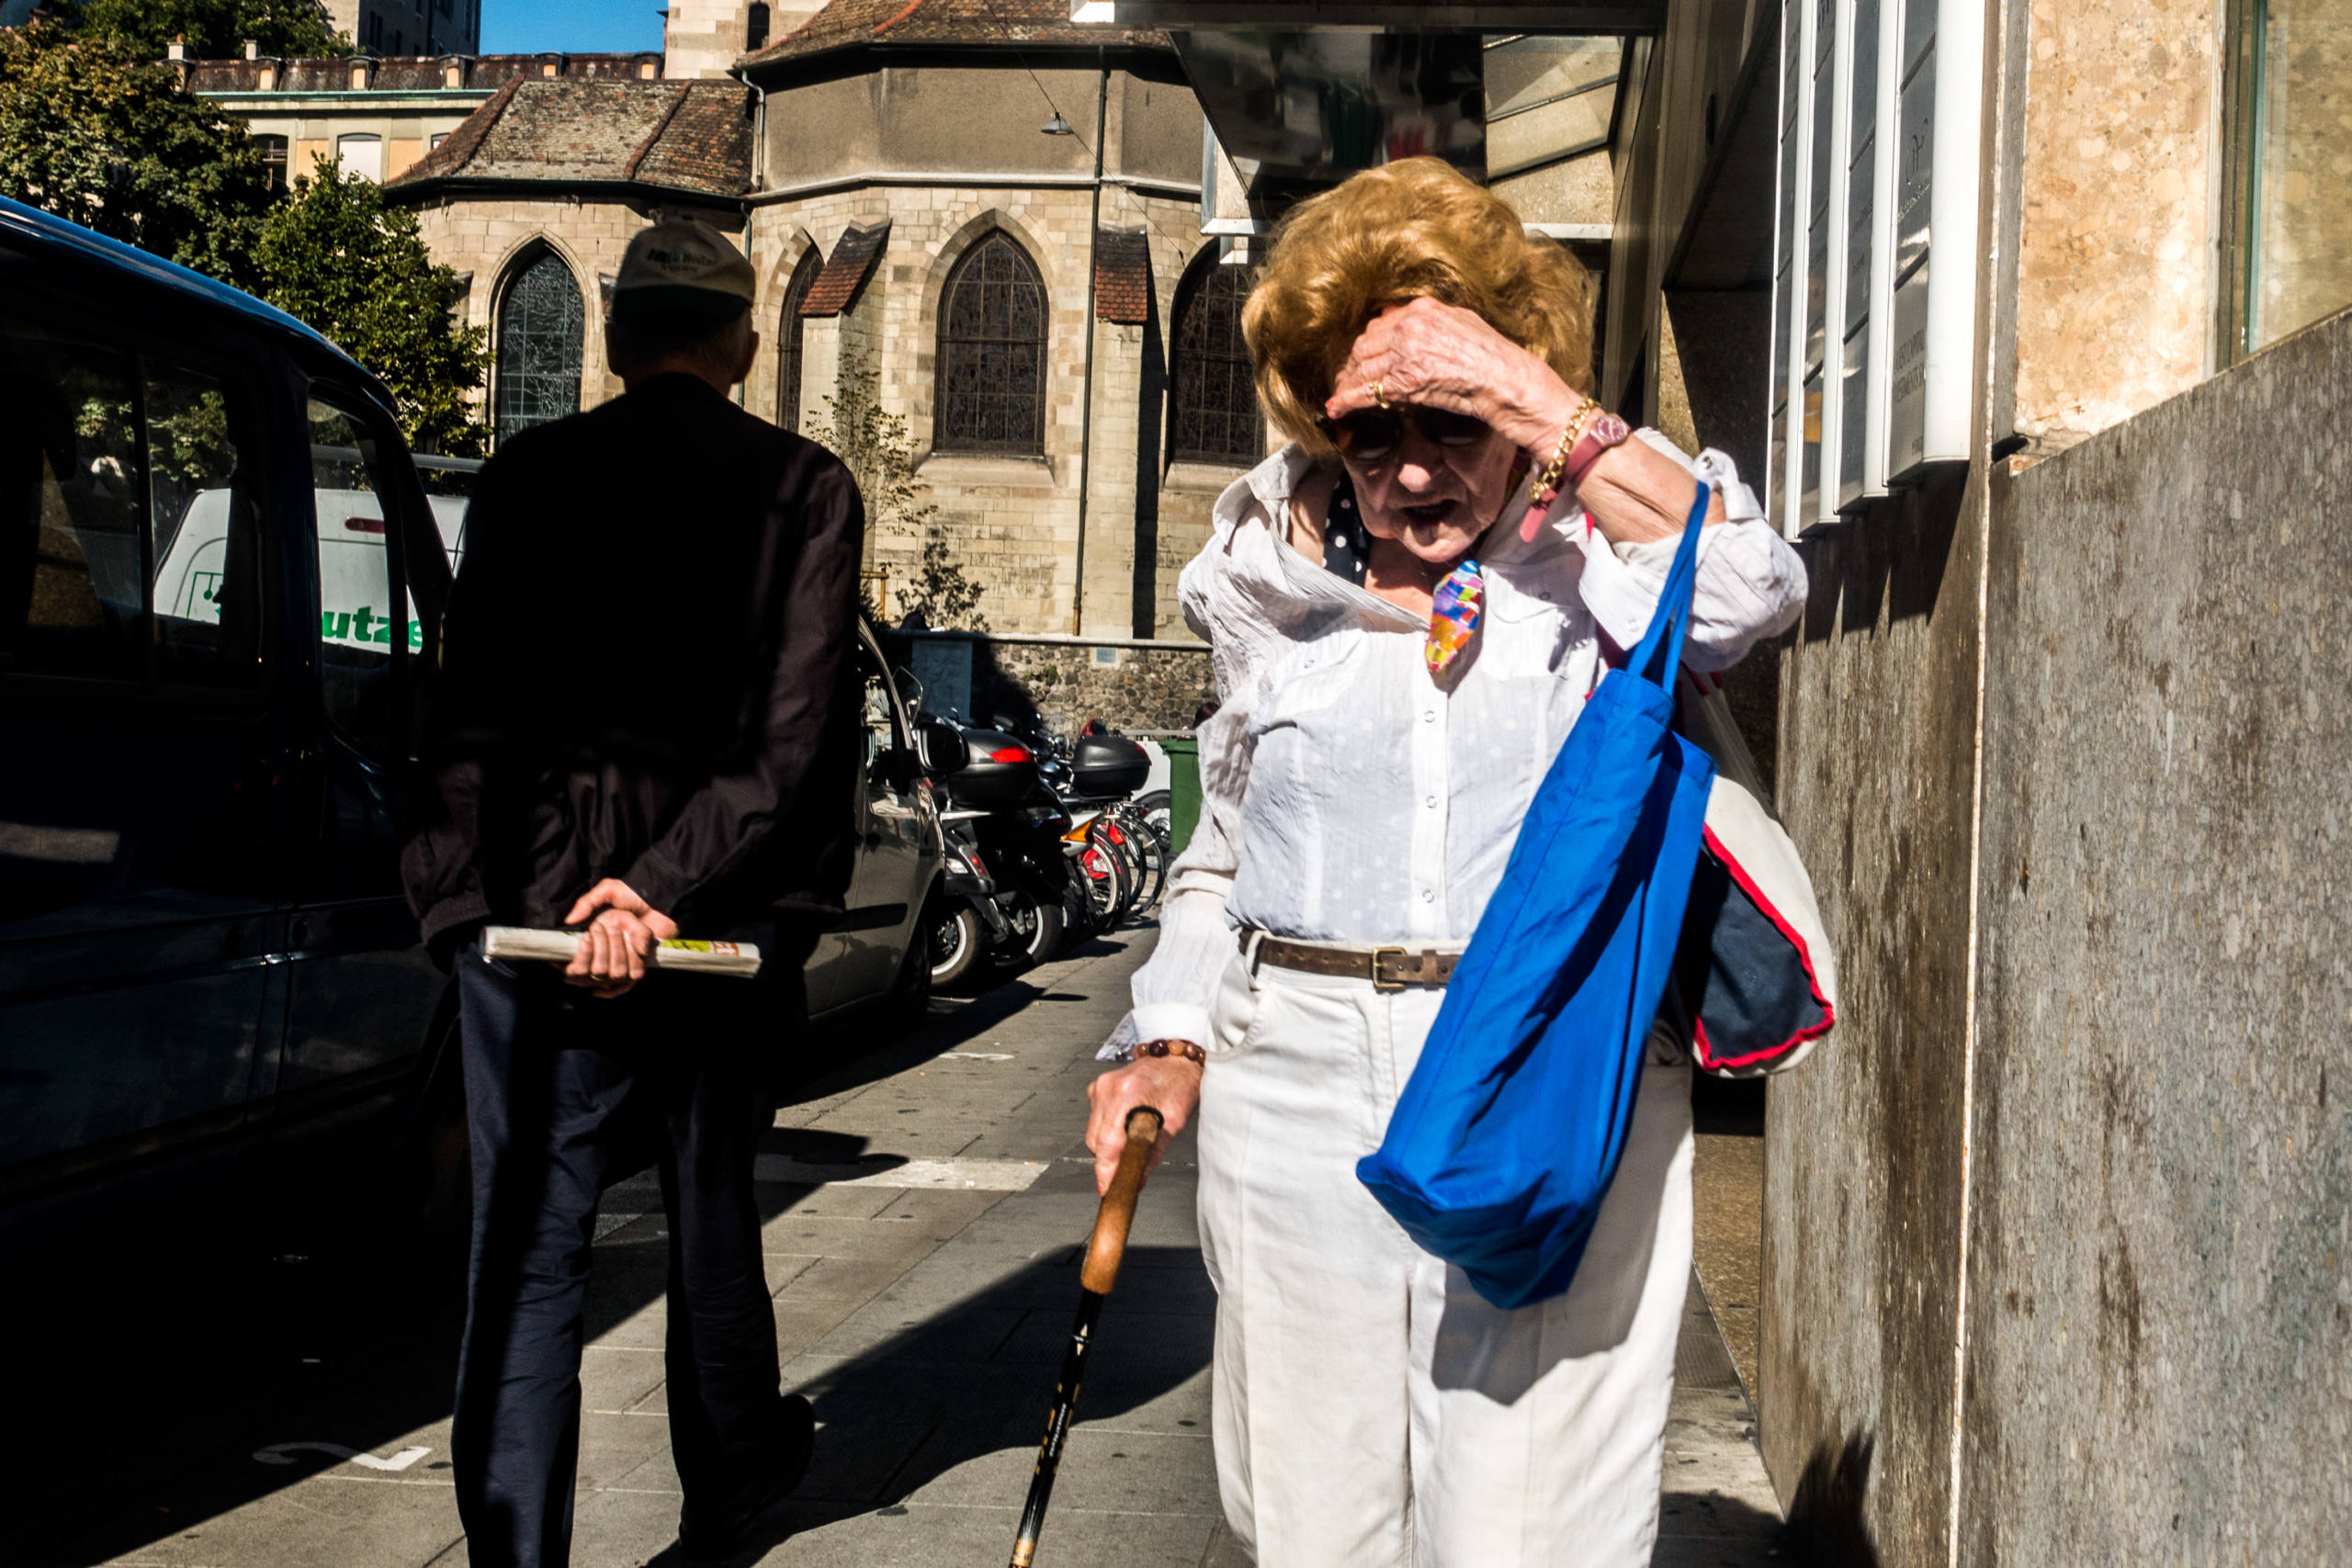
[562,879,680,998]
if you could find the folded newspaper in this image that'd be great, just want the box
[483,926,763,978]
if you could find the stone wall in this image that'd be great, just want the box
[1959,305,2352,1565]
[980,642,1216,736]
[741,164,1212,637]
[2007,0,2221,450]
[412,193,745,418]
[1766,462,1982,1567]
[881,634,1216,736]
[1766,171,2352,1568]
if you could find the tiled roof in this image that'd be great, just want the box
[184,52,661,95]
[383,79,752,199]
[742,0,1165,68]
[1093,229,1152,324]
[801,221,890,317]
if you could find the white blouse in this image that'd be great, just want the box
[1103,434,1808,1059]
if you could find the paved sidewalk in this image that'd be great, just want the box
[44,924,1783,1567]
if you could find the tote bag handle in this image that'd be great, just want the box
[1626,482,1712,689]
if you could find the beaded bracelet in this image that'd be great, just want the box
[1137,1040,1208,1066]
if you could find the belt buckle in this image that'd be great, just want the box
[1371,945,1408,991]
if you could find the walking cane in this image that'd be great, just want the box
[1007,1104,1164,1568]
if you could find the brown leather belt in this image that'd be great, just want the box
[1249,933,1461,990]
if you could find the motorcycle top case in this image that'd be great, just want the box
[1069,735,1149,799]
[942,728,1040,811]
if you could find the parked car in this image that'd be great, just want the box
[0,197,941,1245]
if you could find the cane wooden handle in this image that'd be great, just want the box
[1080,1106,1163,1295]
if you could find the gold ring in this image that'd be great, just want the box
[1372,377,1389,410]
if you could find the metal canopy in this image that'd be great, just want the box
[1075,3,1664,33]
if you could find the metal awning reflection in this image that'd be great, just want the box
[1174,29,1487,186]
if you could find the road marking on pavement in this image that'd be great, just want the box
[938,1051,1016,1061]
[752,1155,1048,1190]
[254,1440,432,1471]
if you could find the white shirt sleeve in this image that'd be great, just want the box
[1571,433,1807,673]
[1100,517,1272,1060]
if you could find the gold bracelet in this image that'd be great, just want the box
[1137,1040,1207,1066]
[1532,399,1595,502]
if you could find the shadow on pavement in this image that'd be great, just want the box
[4,965,1101,1568]
[673,1235,1210,1563]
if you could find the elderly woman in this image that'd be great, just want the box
[1085,158,1806,1565]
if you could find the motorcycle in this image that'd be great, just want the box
[927,722,1090,983]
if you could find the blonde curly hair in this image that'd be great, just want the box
[1241,157,1596,455]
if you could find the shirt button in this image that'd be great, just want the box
[1422,710,1436,724]
[1424,795,1438,809]
[1420,888,1436,904]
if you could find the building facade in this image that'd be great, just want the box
[356,0,1271,660]
[185,51,662,190]
[323,0,479,58]
[1115,1,2346,1563]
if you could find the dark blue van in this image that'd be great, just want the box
[0,197,467,1239]
[0,198,945,1246]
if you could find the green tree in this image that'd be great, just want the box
[255,156,489,455]
[68,0,347,60]
[811,352,989,630]
[0,22,272,288]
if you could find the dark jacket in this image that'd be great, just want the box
[401,373,865,960]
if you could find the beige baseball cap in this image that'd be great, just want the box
[610,220,756,321]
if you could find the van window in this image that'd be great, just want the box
[309,398,410,756]
[1,335,142,681]
[147,363,263,687]
[1,317,264,689]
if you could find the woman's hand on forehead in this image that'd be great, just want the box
[1326,298,1576,453]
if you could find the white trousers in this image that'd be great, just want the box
[1195,946,1694,1568]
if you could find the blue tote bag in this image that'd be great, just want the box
[1356,484,1718,1310]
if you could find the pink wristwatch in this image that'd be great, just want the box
[1564,411,1633,487]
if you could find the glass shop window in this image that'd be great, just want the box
[2226,0,2352,359]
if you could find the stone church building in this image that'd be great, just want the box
[180,1,1621,673]
[383,0,1246,644]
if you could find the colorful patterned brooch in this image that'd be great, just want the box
[1425,559,1485,676]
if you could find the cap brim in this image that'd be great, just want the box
[609,286,752,322]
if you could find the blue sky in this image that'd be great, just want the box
[481,0,666,54]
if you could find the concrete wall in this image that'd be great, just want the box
[1960,305,2352,1564]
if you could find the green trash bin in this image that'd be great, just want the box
[1162,736,1202,860]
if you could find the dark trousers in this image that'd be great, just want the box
[451,936,804,1568]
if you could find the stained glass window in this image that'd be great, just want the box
[935,231,1047,455]
[775,247,822,434]
[1170,259,1261,465]
[494,249,582,446]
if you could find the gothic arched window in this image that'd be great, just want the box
[494,248,582,445]
[1170,256,1261,465]
[774,247,823,434]
[935,231,1047,455]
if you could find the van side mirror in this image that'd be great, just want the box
[913,717,967,778]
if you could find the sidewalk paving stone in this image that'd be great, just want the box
[41,923,1788,1568]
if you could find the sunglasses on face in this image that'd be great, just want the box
[1319,405,1492,464]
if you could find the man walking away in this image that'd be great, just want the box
[402,219,865,1566]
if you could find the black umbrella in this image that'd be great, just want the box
[1007,1106,1164,1568]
